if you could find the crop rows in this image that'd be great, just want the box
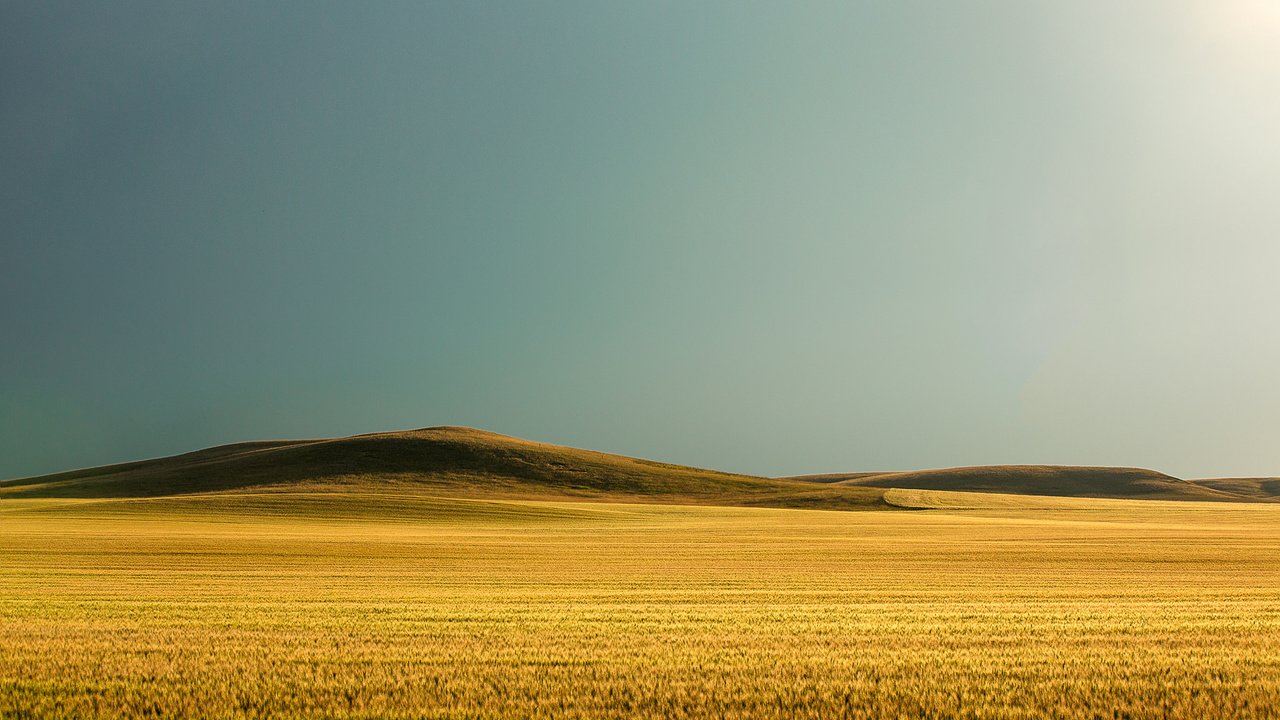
[2,495,1279,718]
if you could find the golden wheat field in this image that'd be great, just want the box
[2,491,1280,719]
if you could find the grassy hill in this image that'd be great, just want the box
[1191,477,1280,500]
[787,465,1253,502]
[6,427,1270,508]
[0,426,888,511]
[783,472,889,485]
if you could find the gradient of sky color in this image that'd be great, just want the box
[3,1,1279,480]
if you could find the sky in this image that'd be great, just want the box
[3,1,1279,480]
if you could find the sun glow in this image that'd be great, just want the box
[1194,0,1280,57]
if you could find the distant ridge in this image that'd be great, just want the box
[1190,477,1280,500]
[0,426,887,511]
[4,427,1268,508]
[786,465,1255,502]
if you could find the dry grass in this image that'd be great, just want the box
[1193,477,1280,500]
[0,427,888,511]
[3,491,1280,719]
[814,465,1247,501]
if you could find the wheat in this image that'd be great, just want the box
[2,493,1278,719]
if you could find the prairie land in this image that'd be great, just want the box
[3,490,1280,719]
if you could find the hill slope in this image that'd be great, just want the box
[0,427,888,510]
[1191,477,1280,500]
[787,465,1250,502]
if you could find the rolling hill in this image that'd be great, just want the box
[787,465,1251,502]
[1190,477,1280,500]
[0,426,888,510]
[4,427,1270,508]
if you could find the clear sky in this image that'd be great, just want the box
[3,1,1278,480]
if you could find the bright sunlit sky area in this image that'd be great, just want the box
[3,1,1279,480]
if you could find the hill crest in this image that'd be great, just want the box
[0,426,888,511]
[788,464,1251,502]
[5,427,1269,506]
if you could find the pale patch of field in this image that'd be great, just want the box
[884,486,1255,511]
[3,494,1280,719]
[885,486,1124,509]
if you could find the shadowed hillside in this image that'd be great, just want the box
[787,465,1255,502]
[785,472,891,485]
[7,428,1268,508]
[1191,477,1280,500]
[0,427,888,510]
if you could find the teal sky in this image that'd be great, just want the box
[3,1,1279,480]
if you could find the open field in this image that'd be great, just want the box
[3,490,1280,719]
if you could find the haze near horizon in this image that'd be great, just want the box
[3,1,1278,480]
